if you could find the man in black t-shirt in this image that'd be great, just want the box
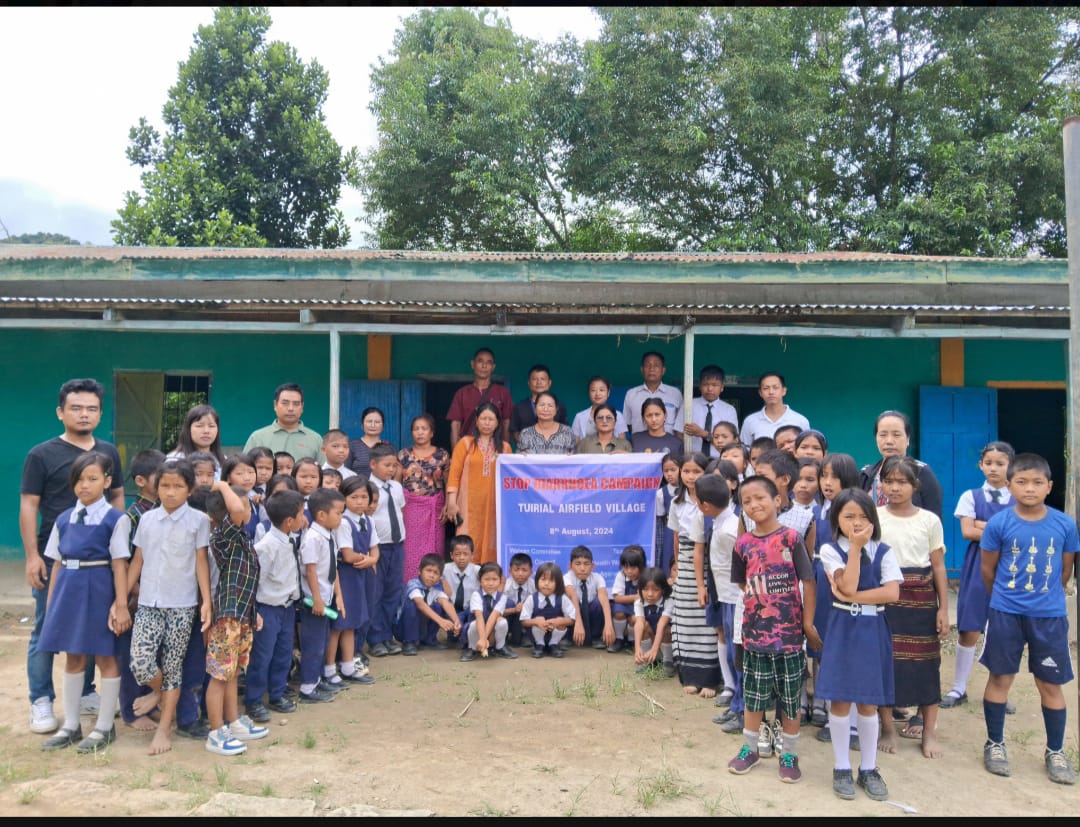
[19,378,125,734]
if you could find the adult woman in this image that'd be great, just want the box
[575,404,632,454]
[445,403,512,564]
[570,375,629,441]
[516,392,575,455]
[859,410,943,518]
[166,403,224,475]
[347,407,392,477]
[630,398,684,455]
[397,414,451,582]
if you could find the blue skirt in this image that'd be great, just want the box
[816,605,895,706]
[332,565,368,631]
[39,565,117,657]
[806,559,831,660]
[955,540,990,634]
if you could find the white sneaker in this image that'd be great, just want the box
[79,691,101,715]
[229,714,269,741]
[205,725,247,756]
[30,697,58,734]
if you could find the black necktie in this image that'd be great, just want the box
[483,593,494,616]
[860,548,872,568]
[516,585,523,604]
[384,483,402,543]
[291,533,303,594]
[76,508,87,524]
[990,489,1001,502]
[455,573,465,612]
[327,534,337,586]
[703,403,713,455]
[580,579,591,639]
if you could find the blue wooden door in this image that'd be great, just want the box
[340,380,425,450]
[918,386,997,574]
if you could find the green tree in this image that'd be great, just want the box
[112,6,358,248]
[0,232,82,245]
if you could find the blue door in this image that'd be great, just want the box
[340,380,425,450]
[918,386,997,574]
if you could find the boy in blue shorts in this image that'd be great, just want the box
[979,453,1077,785]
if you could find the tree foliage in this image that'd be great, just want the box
[112,6,358,248]
[0,232,82,245]
[362,6,1079,255]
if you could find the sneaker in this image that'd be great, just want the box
[857,767,889,800]
[205,725,247,756]
[532,645,545,659]
[401,643,419,656]
[494,647,518,659]
[777,752,801,783]
[267,697,296,714]
[30,697,58,734]
[939,689,967,709]
[832,768,856,799]
[230,715,269,741]
[1045,749,1078,785]
[983,740,1010,777]
[340,671,376,685]
[715,687,735,708]
[460,648,477,662]
[719,712,745,734]
[758,721,775,758]
[41,726,82,751]
[176,719,212,739]
[245,702,271,724]
[727,744,761,774]
[77,726,116,754]
[298,688,334,704]
[79,691,101,716]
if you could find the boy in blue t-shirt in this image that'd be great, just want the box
[978,453,1077,785]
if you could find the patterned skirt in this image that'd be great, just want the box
[671,537,720,689]
[884,566,941,707]
[402,490,445,584]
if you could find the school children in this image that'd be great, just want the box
[274,451,295,477]
[220,453,260,538]
[684,365,738,457]
[325,483,374,684]
[399,553,461,652]
[521,562,576,657]
[460,562,517,660]
[322,428,358,481]
[297,488,346,703]
[442,535,481,635]
[727,475,818,784]
[978,453,1078,785]
[773,425,801,455]
[126,458,212,756]
[247,446,276,500]
[943,441,1014,710]
[38,452,132,753]
[245,489,306,723]
[632,567,675,674]
[710,421,739,457]
[565,545,615,650]
[608,545,645,652]
[815,488,902,801]
[654,455,680,572]
[341,477,379,676]
[502,552,535,648]
[367,444,407,657]
[876,456,948,759]
[203,481,268,756]
[188,452,218,488]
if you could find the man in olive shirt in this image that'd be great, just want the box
[243,383,323,460]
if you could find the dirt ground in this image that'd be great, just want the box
[0,561,1076,818]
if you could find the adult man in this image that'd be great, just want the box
[446,348,513,449]
[738,372,810,446]
[508,363,569,444]
[243,383,323,460]
[622,351,685,437]
[20,378,125,733]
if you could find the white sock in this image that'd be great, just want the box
[323,665,341,683]
[857,713,880,771]
[530,627,546,645]
[299,682,318,695]
[953,644,977,694]
[62,671,83,732]
[718,642,735,689]
[780,731,799,757]
[494,620,507,649]
[467,624,480,649]
[338,660,356,677]
[660,643,673,664]
[96,676,121,732]
[829,712,852,770]
[614,619,627,639]
[548,628,566,646]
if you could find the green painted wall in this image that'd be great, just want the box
[964,339,1067,385]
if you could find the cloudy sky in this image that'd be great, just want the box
[0,7,602,245]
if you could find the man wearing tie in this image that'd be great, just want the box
[683,366,738,457]
[502,553,535,647]
[367,445,407,657]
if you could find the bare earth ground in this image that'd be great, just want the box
[0,561,1076,818]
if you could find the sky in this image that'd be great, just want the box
[0,7,602,246]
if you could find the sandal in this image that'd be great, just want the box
[900,714,924,739]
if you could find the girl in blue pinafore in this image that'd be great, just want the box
[655,454,680,573]
[38,452,133,754]
[816,488,903,802]
[339,476,380,677]
[943,441,1015,709]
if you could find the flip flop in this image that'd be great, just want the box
[900,715,924,739]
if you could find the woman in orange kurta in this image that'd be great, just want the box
[445,403,511,564]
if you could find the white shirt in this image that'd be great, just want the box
[709,505,743,604]
[566,570,607,602]
[570,407,629,441]
[442,562,481,610]
[44,496,131,562]
[370,476,407,543]
[739,406,810,446]
[519,593,576,621]
[254,526,301,607]
[689,396,738,456]
[504,578,536,607]
[345,509,382,549]
[666,498,700,536]
[633,595,674,620]
[323,462,357,481]
[300,522,335,603]
[610,570,637,599]
[468,589,507,616]
[132,502,211,608]
[954,483,1012,518]
[820,538,904,587]
[407,580,447,608]
[623,382,685,435]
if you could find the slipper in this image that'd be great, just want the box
[900,715,924,739]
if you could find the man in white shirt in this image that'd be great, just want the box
[738,372,810,446]
[622,351,685,437]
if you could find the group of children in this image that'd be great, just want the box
[31,402,1077,800]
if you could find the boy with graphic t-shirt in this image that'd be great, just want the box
[727,475,820,784]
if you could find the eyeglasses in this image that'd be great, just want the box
[595,415,615,422]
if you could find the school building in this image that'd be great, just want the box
[0,247,1068,571]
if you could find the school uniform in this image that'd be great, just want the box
[463,589,509,650]
[609,570,639,619]
[520,592,576,648]
[443,562,481,627]
[633,595,674,638]
[40,498,131,657]
[688,396,738,457]
[323,462,357,481]
[738,405,810,446]
[368,475,406,646]
[344,510,380,651]
[954,484,1012,634]
[654,483,676,571]
[566,570,607,646]
[298,523,337,688]
[503,578,536,647]
[246,526,303,708]
[816,539,903,706]
[808,500,834,659]
[397,578,451,646]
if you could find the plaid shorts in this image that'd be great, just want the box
[741,649,805,719]
[205,617,253,681]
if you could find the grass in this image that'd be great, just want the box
[468,802,511,817]
[1011,728,1039,746]
[563,775,598,817]
[260,784,275,797]
[533,764,557,774]
[213,764,229,792]
[308,780,327,799]
[301,730,317,749]
[636,768,689,810]
[17,785,42,805]
[551,678,568,700]
[124,767,155,790]
[581,676,598,703]
[699,788,743,817]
